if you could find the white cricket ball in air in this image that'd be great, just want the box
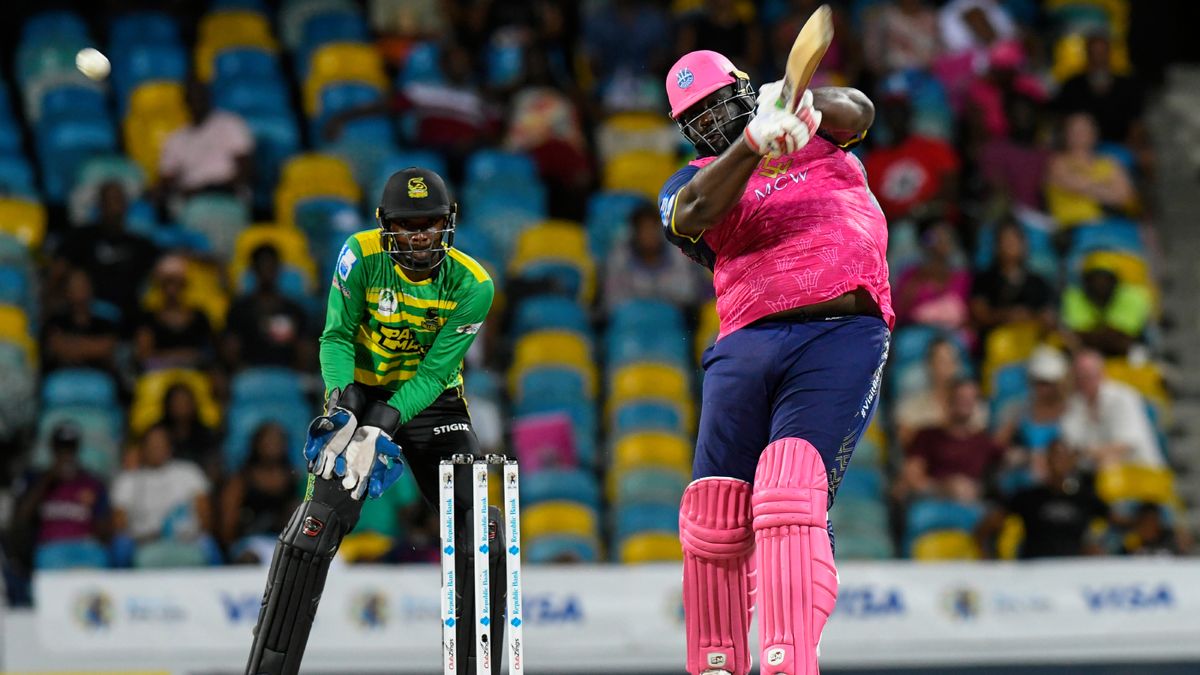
[75,48,111,80]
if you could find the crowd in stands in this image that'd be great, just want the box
[0,0,1188,605]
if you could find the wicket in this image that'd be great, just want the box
[440,454,524,675]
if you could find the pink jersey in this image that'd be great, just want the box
[660,136,893,339]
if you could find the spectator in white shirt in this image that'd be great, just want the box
[158,78,255,207]
[1060,350,1164,469]
[111,424,213,544]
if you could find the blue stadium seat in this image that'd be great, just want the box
[211,0,267,10]
[21,11,89,48]
[613,401,684,436]
[468,190,547,257]
[586,191,647,258]
[990,363,1029,419]
[224,403,311,472]
[888,325,946,371]
[40,85,107,122]
[609,299,686,337]
[521,469,602,513]
[0,266,30,309]
[0,124,21,155]
[214,48,281,82]
[606,330,690,370]
[614,503,679,545]
[109,12,179,47]
[295,196,361,246]
[398,42,443,86]
[243,110,301,211]
[465,149,538,187]
[904,498,984,552]
[1068,217,1144,257]
[230,367,306,407]
[516,367,591,406]
[447,227,499,280]
[373,151,449,191]
[213,76,290,116]
[42,368,118,408]
[111,43,187,114]
[516,261,585,300]
[525,535,598,563]
[35,539,110,569]
[36,115,117,203]
[836,467,884,501]
[0,156,37,198]
[615,468,688,507]
[513,296,589,338]
[298,11,369,78]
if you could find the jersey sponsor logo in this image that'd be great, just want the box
[658,193,677,229]
[432,423,471,435]
[333,277,351,298]
[375,325,428,356]
[456,322,482,335]
[422,307,441,330]
[378,288,398,316]
[753,167,810,201]
[337,245,357,280]
[407,176,429,198]
[676,67,694,89]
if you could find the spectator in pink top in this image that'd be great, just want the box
[158,78,255,207]
[894,220,972,338]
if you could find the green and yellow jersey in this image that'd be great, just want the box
[319,230,494,425]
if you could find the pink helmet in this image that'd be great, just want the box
[666,50,747,119]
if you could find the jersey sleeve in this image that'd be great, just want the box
[659,165,717,271]
[387,276,494,425]
[318,236,369,397]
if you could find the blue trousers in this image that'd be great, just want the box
[693,315,890,506]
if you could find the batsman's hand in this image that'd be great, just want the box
[303,385,366,479]
[341,402,404,500]
[743,81,822,158]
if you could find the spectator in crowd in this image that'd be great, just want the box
[863,0,941,76]
[41,268,120,374]
[161,383,220,475]
[977,94,1050,209]
[893,220,972,338]
[581,0,672,109]
[111,424,212,550]
[976,439,1109,559]
[1120,502,1179,556]
[770,1,858,86]
[864,90,960,222]
[897,378,1008,503]
[222,244,311,371]
[675,0,763,81]
[1054,29,1145,147]
[134,255,216,371]
[969,218,1055,337]
[993,345,1070,473]
[158,78,255,208]
[369,0,448,39]
[895,337,987,447]
[1061,260,1151,357]
[10,423,112,562]
[1045,112,1136,234]
[603,202,709,316]
[938,0,1016,56]
[1060,349,1164,469]
[964,41,1046,142]
[51,180,159,326]
[218,423,299,563]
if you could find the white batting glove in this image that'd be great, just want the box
[340,402,404,500]
[743,81,822,158]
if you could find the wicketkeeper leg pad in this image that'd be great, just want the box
[680,477,755,675]
[753,437,837,675]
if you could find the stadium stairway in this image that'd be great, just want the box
[1153,65,1200,522]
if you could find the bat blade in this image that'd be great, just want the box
[783,4,834,109]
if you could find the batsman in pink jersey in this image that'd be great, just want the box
[659,51,892,675]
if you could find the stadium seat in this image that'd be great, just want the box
[620,532,682,563]
[33,406,122,479]
[130,369,221,436]
[134,539,212,568]
[195,11,279,82]
[303,42,387,116]
[213,75,291,117]
[514,367,591,407]
[140,258,230,330]
[512,296,589,339]
[596,112,680,166]
[280,0,358,50]
[243,110,301,210]
[42,368,118,409]
[833,531,893,560]
[606,330,691,371]
[509,330,596,398]
[611,431,692,477]
[905,499,984,553]
[109,12,179,48]
[612,400,685,437]
[179,194,250,260]
[37,114,118,202]
[0,156,35,198]
[525,534,599,563]
[981,321,1042,394]
[228,224,318,290]
[0,198,47,249]
[836,466,885,501]
[522,500,599,542]
[230,367,306,407]
[214,47,281,82]
[614,503,680,545]
[35,539,110,570]
[1096,465,1180,509]
[123,82,189,184]
[467,190,547,258]
[224,402,309,471]
[990,363,1029,419]
[21,11,89,47]
[298,10,369,78]
[465,149,538,186]
[511,412,580,472]
[602,151,679,200]
[275,153,360,227]
[39,85,106,123]
[830,496,889,536]
[513,397,598,467]
[585,191,648,259]
[1068,217,1144,257]
[110,43,188,115]
[521,468,601,513]
[610,299,686,336]
[608,363,694,430]
[509,220,596,303]
[398,41,444,85]
[0,266,32,313]
[613,467,688,507]
[911,530,981,561]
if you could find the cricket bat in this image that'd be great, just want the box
[781,4,834,110]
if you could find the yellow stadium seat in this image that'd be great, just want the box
[912,530,980,561]
[608,363,694,429]
[611,431,692,476]
[194,11,279,82]
[130,369,221,436]
[509,220,596,303]
[508,330,597,398]
[981,321,1042,394]
[997,515,1025,560]
[1096,464,1180,508]
[620,532,682,563]
[124,82,190,184]
[0,304,36,363]
[141,258,230,331]
[596,112,680,164]
[303,42,388,116]
[0,198,46,249]
[228,224,318,290]
[1050,30,1132,83]
[1103,358,1169,412]
[695,299,718,365]
[338,532,394,562]
[603,151,681,200]
[521,500,598,542]
[274,154,361,228]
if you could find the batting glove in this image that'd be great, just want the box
[304,384,366,478]
[341,401,405,500]
[743,81,822,158]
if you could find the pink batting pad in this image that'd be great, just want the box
[752,438,838,675]
[679,477,755,674]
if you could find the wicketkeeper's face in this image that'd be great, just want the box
[382,216,448,263]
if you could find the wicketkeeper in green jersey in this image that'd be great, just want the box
[246,167,500,675]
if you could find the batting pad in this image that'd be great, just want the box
[680,477,755,675]
[753,438,838,675]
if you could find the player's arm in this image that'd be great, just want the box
[387,278,495,425]
[318,238,369,396]
[812,86,874,148]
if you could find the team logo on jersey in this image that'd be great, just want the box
[422,307,441,330]
[676,67,694,89]
[456,322,482,335]
[758,156,794,178]
[407,176,429,198]
[378,288,398,316]
[337,245,357,280]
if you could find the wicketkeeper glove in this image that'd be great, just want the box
[743,81,822,158]
[303,384,366,479]
[341,401,405,501]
